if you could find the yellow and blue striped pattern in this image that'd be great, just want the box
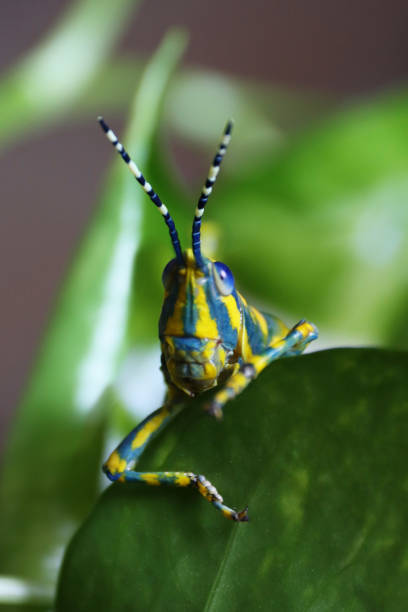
[99,117,318,521]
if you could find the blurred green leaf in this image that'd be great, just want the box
[0,17,333,156]
[0,30,186,602]
[210,91,408,347]
[0,0,140,149]
[78,58,331,147]
[77,62,283,165]
[56,348,408,611]
[165,69,331,162]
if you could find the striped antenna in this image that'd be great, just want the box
[98,117,183,264]
[192,120,233,267]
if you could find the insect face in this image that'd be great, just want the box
[159,249,242,395]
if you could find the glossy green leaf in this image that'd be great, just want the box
[57,348,408,611]
[0,30,186,601]
[0,0,139,149]
[211,91,408,348]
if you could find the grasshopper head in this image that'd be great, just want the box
[159,249,241,395]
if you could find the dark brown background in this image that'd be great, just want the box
[1,0,408,447]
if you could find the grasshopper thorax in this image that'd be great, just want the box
[159,249,242,395]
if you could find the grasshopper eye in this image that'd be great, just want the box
[213,261,234,296]
[162,258,177,289]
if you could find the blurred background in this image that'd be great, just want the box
[2,0,408,447]
[1,0,408,606]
